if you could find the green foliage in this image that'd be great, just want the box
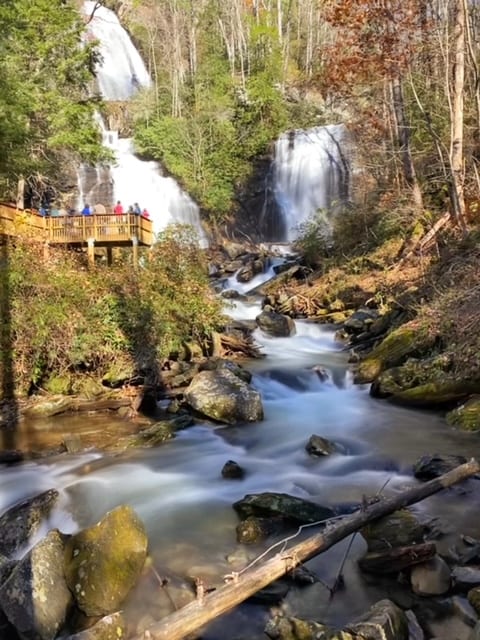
[0,0,109,198]
[4,227,224,395]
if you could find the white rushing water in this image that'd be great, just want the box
[81,1,207,245]
[272,124,348,241]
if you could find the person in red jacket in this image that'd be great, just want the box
[113,200,123,215]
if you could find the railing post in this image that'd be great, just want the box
[87,238,95,267]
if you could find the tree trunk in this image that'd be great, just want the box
[132,458,480,640]
[391,75,423,211]
[451,0,467,230]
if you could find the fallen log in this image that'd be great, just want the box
[135,458,479,640]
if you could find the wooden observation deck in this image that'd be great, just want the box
[0,203,154,265]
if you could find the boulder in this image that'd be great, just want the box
[447,396,480,431]
[65,612,126,640]
[185,367,263,424]
[23,395,73,417]
[265,616,354,640]
[0,489,59,557]
[468,586,480,615]
[236,516,284,544]
[221,460,245,479]
[389,378,480,408]
[0,529,72,640]
[354,321,438,384]
[358,542,436,574]
[116,415,194,449]
[413,454,467,480]
[256,310,296,337]
[64,505,147,617]
[410,556,451,595]
[346,599,409,640]
[361,509,425,552]
[452,567,480,591]
[222,240,247,260]
[305,434,336,457]
[233,492,335,524]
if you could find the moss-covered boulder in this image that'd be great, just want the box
[354,321,438,384]
[446,396,480,431]
[185,367,263,424]
[371,353,453,398]
[115,415,194,449]
[361,509,425,552]
[346,599,408,640]
[256,310,296,337]
[0,529,72,640]
[236,516,284,544]
[44,373,74,395]
[265,616,354,640]
[390,378,480,407]
[468,586,480,615]
[64,506,147,617]
[72,377,106,400]
[24,395,74,417]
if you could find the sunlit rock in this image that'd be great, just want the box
[0,529,72,640]
[185,367,263,424]
[64,506,147,617]
[0,489,59,557]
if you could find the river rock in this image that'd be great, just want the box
[413,454,467,480]
[117,415,194,449]
[447,396,480,431]
[185,367,263,424]
[410,556,451,595]
[236,516,284,544]
[23,395,73,417]
[221,460,245,479]
[452,566,480,591]
[406,610,425,640]
[361,509,425,552]
[354,321,438,384]
[0,488,59,557]
[223,240,247,260]
[305,434,336,456]
[358,542,436,574]
[265,616,354,640]
[256,310,296,337]
[66,612,126,640]
[64,505,147,617]
[233,492,335,524]
[468,586,480,614]
[0,529,72,640]
[346,599,409,640]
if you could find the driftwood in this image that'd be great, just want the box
[134,458,479,640]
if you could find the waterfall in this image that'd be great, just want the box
[271,124,349,242]
[80,1,207,246]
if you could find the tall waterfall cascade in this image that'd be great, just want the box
[271,124,349,242]
[80,1,207,246]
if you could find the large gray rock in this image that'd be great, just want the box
[233,492,335,524]
[64,505,147,617]
[413,454,467,480]
[185,367,263,424]
[346,599,409,640]
[256,310,296,337]
[361,509,425,552]
[411,556,451,596]
[0,489,59,557]
[0,529,72,640]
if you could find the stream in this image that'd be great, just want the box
[2,271,480,638]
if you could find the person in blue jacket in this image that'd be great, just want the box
[81,203,92,215]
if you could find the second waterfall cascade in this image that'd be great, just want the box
[79,1,207,245]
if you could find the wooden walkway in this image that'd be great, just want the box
[0,203,154,265]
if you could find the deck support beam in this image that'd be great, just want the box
[131,235,138,268]
[106,246,113,266]
[87,238,95,267]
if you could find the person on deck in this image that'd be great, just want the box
[81,203,92,216]
[141,208,150,219]
[133,202,141,215]
[114,201,123,215]
[94,203,106,215]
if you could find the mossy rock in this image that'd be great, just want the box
[361,509,424,552]
[391,378,480,408]
[265,616,354,640]
[64,612,126,640]
[72,376,106,400]
[355,321,438,384]
[102,363,136,388]
[64,505,147,617]
[371,353,454,398]
[44,374,74,395]
[446,396,480,431]
[468,586,480,615]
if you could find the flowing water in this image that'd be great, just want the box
[2,268,480,637]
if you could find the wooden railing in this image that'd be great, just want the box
[46,214,153,245]
[0,204,153,247]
